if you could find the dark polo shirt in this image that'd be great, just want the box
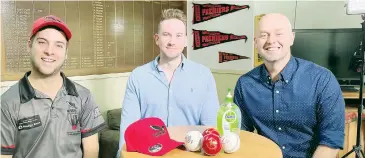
[1,71,107,158]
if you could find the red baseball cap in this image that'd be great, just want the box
[124,117,184,156]
[31,15,72,41]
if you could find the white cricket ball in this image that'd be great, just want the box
[184,130,203,151]
[221,132,240,153]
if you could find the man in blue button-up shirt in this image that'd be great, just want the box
[234,13,345,158]
[117,9,220,158]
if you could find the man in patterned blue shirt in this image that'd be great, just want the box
[234,13,345,158]
[117,9,220,158]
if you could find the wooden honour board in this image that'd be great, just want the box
[1,0,185,81]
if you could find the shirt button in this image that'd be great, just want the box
[285,80,288,83]
[276,110,279,113]
[278,127,282,130]
[282,146,285,149]
[276,90,279,94]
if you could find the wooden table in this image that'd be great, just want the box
[121,126,283,158]
[343,91,365,99]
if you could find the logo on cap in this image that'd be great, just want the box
[44,16,62,23]
[150,125,166,137]
[149,143,163,153]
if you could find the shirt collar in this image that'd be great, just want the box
[152,54,186,72]
[19,71,79,104]
[260,55,297,84]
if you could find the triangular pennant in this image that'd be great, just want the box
[193,29,248,50]
[193,3,250,24]
[219,51,250,63]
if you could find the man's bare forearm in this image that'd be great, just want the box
[83,151,98,158]
[82,134,99,158]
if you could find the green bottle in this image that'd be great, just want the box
[217,88,242,136]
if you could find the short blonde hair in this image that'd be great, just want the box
[158,8,186,33]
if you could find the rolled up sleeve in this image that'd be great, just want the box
[317,72,345,149]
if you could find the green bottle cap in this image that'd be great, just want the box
[225,88,233,103]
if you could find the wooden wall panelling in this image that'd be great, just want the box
[1,0,186,81]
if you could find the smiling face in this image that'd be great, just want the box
[28,27,68,76]
[254,13,295,63]
[154,18,187,60]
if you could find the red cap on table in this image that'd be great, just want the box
[124,117,184,156]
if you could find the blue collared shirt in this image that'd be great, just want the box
[117,55,220,157]
[234,56,345,158]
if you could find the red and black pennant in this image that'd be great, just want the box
[193,3,250,24]
[193,29,248,50]
[219,51,250,63]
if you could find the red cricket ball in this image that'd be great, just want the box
[202,128,220,137]
[201,133,222,156]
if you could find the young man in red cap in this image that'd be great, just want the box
[1,15,106,158]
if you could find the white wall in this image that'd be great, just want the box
[187,1,254,71]
[254,0,362,29]
[1,73,130,119]
[295,1,362,29]
[253,1,297,28]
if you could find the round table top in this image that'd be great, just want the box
[122,126,283,158]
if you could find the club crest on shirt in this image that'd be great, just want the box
[66,101,80,135]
